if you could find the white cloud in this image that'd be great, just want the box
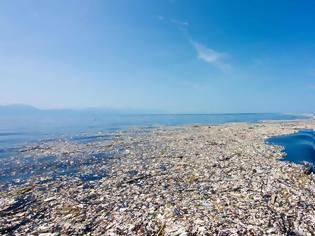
[170,19,189,27]
[192,42,231,72]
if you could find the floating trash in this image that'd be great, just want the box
[54,164,78,177]
[0,120,315,235]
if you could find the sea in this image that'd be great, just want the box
[267,129,315,172]
[0,112,313,186]
[0,113,306,150]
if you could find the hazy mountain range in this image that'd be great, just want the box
[0,104,164,115]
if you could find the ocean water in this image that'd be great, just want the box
[0,113,308,186]
[267,130,315,171]
[0,113,305,150]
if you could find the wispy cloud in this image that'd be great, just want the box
[155,17,229,72]
[170,19,189,27]
[154,15,189,27]
[192,42,231,72]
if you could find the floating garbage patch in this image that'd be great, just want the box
[267,129,315,172]
[0,121,315,235]
[0,133,117,190]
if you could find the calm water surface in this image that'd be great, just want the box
[0,113,305,150]
[267,130,315,172]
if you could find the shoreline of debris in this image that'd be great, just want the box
[1,119,315,235]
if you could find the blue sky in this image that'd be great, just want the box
[0,0,315,113]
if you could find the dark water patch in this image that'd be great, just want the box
[267,130,315,172]
[0,148,7,158]
[0,150,114,187]
[80,174,105,182]
[0,175,15,185]
[71,134,112,143]
[127,170,138,177]
[0,155,60,182]
[160,164,167,172]
[37,155,57,163]
[82,182,94,189]
[0,147,19,159]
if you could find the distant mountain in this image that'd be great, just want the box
[0,104,40,114]
[0,104,165,115]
